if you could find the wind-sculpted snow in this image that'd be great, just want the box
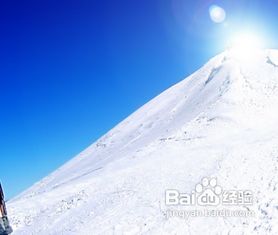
[8,50,278,234]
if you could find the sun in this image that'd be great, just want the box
[227,32,265,60]
[229,33,263,50]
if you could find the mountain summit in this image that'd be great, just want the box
[9,50,278,234]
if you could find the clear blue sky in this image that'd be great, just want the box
[1,0,278,199]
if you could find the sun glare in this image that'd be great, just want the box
[227,33,265,60]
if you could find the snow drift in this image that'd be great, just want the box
[8,49,278,234]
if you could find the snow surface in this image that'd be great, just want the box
[8,49,278,234]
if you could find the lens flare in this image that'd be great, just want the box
[209,5,226,23]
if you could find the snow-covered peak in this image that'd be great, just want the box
[8,50,278,234]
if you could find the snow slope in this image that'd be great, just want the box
[8,49,278,234]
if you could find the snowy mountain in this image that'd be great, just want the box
[8,49,278,234]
